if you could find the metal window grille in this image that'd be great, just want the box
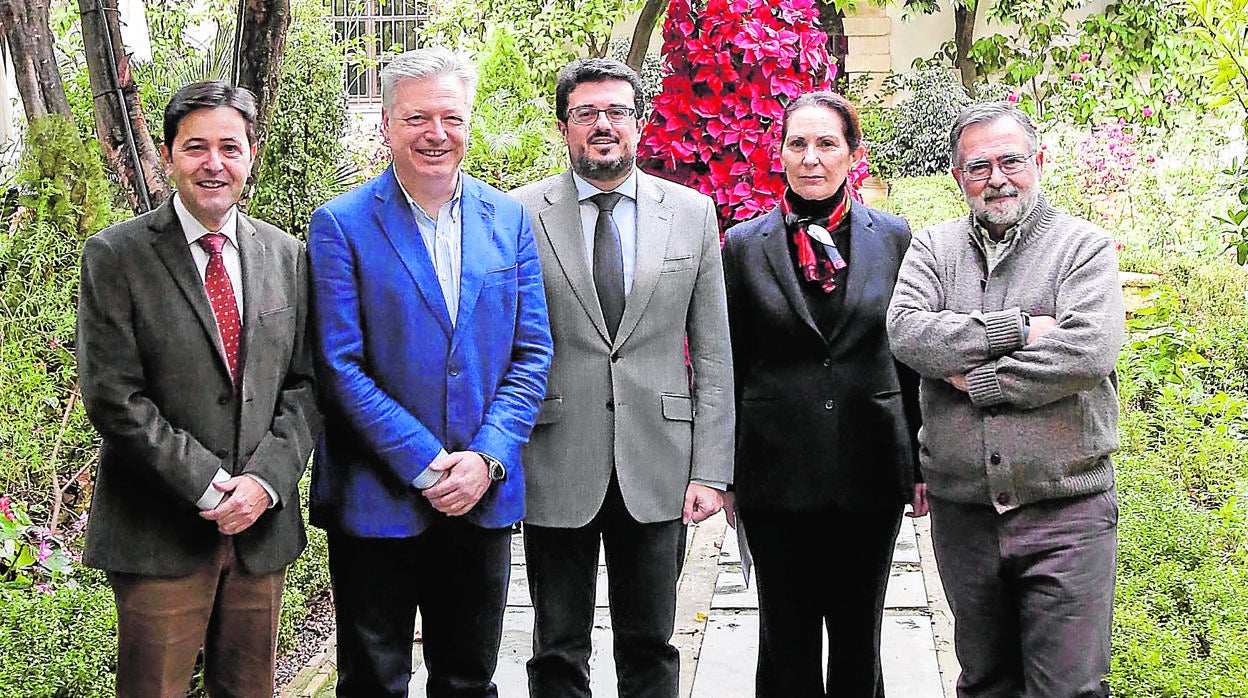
[328,0,430,105]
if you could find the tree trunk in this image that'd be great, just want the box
[954,0,978,97]
[79,0,169,213]
[0,0,72,120]
[816,1,848,91]
[235,0,291,162]
[626,0,666,73]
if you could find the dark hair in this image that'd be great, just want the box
[947,101,1038,166]
[163,80,258,146]
[554,58,645,124]
[781,91,863,152]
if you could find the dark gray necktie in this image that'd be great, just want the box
[591,192,625,339]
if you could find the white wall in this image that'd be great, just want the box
[886,0,1112,74]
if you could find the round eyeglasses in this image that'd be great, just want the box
[567,106,638,126]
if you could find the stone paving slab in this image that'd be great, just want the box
[689,612,942,697]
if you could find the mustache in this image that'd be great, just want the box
[589,130,618,142]
[982,184,1020,199]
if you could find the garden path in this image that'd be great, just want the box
[284,512,953,697]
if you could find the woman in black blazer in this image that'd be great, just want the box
[721,92,926,698]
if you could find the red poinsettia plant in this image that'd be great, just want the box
[638,0,838,226]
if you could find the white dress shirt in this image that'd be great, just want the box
[172,195,277,511]
[573,169,639,294]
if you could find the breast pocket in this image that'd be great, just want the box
[660,255,695,274]
[483,264,518,287]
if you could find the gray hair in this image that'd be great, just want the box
[380,46,479,110]
[948,102,1039,166]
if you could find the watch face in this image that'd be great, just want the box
[489,460,505,481]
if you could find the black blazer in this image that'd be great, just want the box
[77,200,320,576]
[722,204,920,514]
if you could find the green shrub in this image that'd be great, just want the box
[873,69,971,178]
[0,575,117,698]
[878,175,966,230]
[249,0,353,241]
[0,115,122,515]
[277,476,331,654]
[463,26,564,191]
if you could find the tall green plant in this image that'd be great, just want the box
[424,0,638,92]
[1187,0,1248,265]
[462,27,563,190]
[0,115,123,524]
[249,0,352,240]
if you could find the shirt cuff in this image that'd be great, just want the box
[244,474,279,509]
[690,478,729,491]
[411,449,449,490]
[195,468,231,510]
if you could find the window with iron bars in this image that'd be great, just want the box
[328,0,431,105]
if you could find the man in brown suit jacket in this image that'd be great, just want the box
[77,81,319,697]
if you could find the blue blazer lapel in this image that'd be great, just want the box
[453,177,492,342]
[372,167,453,338]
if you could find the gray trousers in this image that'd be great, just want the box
[929,489,1118,698]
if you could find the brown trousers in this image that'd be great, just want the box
[108,536,285,698]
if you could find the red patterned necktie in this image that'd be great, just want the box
[197,233,242,388]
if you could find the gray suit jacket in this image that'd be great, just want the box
[77,199,320,576]
[513,170,734,527]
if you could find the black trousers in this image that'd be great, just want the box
[328,517,511,698]
[740,504,903,698]
[524,474,683,698]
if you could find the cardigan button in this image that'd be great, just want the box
[606,400,615,411]
[990,452,1002,465]
[997,492,1012,506]
[823,358,833,367]
[824,399,835,410]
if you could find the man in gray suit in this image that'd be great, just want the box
[512,58,734,698]
[77,81,319,697]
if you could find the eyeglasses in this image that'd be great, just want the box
[957,151,1037,181]
[567,106,637,126]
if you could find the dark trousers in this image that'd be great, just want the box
[328,517,511,698]
[740,504,903,698]
[109,536,284,698]
[929,489,1117,698]
[524,475,683,698]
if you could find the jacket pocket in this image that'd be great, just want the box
[535,396,563,425]
[660,255,695,273]
[483,264,518,287]
[661,393,694,421]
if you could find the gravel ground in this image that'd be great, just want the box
[274,590,335,693]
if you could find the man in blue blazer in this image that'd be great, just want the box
[307,47,552,697]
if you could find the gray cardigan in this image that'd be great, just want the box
[886,197,1125,511]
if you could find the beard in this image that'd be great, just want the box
[571,130,635,182]
[966,182,1040,229]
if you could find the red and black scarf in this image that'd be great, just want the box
[781,191,849,293]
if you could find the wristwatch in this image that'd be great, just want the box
[475,451,507,482]
[1020,311,1032,341]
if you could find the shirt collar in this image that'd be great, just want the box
[174,193,239,248]
[573,169,638,202]
[398,172,463,224]
[971,195,1040,248]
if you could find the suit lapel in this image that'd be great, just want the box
[452,177,490,346]
[373,167,453,338]
[820,206,877,347]
[237,213,266,392]
[759,208,821,337]
[148,201,234,377]
[538,171,611,343]
[613,172,670,348]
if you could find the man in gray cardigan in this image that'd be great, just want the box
[887,102,1124,697]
